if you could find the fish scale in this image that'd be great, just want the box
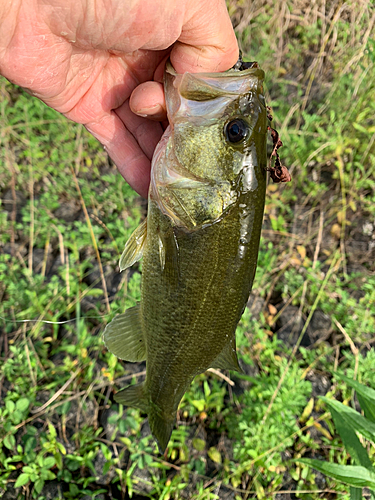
[103,60,268,452]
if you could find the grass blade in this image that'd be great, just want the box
[336,375,375,402]
[336,374,375,423]
[350,486,362,500]
[297,459,375,488]
[357,393,375,425]
[321,397,375,443]
[330,407,373,470]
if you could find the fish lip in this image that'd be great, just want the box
[165,59,265,80]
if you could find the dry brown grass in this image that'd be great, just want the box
[230,0,375,107]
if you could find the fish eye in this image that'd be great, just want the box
[225,119,249,144]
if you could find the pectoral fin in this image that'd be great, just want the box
[103,304,146,361]
[210,341,243,373]
[119,219,147,271]
[160,228,180,287]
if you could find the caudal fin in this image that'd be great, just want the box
[114,383,175,453]
[149,411,175,454]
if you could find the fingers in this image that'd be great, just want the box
[171,0,239,74]
[129,81,167,122]
[86,112,157,198]
[115,99,164,160]
[82,55,168,198]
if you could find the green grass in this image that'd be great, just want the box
[1,1,375,498]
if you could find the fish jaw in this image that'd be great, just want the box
[164,60,266,125]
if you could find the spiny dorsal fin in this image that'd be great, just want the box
[103,304,146,361]
[209,340,243,373]
[119,219,147,271]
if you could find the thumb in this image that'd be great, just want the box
[170,0,239,74]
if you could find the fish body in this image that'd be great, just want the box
[104,61,268,452]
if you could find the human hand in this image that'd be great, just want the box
[0,0,238,196]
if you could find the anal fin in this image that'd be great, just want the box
[103,304,146,362]
[209,341,243,373]
[115,383,175,454]
[115,382,148,413]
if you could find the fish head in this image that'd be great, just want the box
[150,62,268,230]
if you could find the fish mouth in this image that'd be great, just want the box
[165,59,265,80]
[164,59,266,127]
[165,59,264,105]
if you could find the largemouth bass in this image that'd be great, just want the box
[104,60,268,452]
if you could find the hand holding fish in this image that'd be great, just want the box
[0,0,238,196]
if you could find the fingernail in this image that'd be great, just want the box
[136,104,164,117]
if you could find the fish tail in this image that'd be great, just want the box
[148,410,175,454]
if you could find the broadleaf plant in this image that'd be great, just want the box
[297,375,375,499]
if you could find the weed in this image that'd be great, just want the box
[298,375,375,499]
